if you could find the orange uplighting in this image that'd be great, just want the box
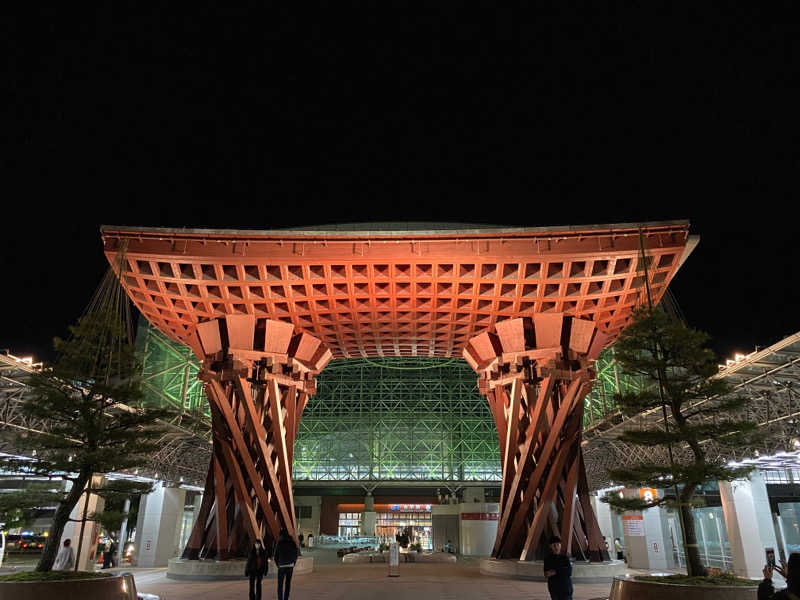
[102,222,693,360]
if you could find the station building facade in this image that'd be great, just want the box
[131,320,800,575]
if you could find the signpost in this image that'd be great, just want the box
[388,542,399,577]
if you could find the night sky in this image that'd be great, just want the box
[3,7,798,362]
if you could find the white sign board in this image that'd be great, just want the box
[388,542,399,577]
[622,515,645,537]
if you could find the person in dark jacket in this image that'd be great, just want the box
[543,536,573,600]
[245,539,269,600]
[102,540,113,569]
[760,552,800,600]
[273,528,299,600]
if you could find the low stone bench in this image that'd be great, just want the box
[480,558,627,582]
[167,557,313,580]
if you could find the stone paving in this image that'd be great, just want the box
[133,561,614,600]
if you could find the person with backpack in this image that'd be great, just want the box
[245,538,269,600]
[273,527,299,600]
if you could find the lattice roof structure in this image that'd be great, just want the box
[101,221,697,360]
[0,352,48,443]
[583,330,800,487]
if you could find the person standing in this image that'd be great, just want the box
[53,538,75,570]
[760,553,800,600]
[298,532,305,548]
[245,539,268,600]
[543,536,572,600]
[307,533,313,549]
[101,540,111,569]
[102,540,116,569]
[614,537,624,560]
[274,528,299,600]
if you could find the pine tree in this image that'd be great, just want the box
[602,307,760,577]
[1,306,172,571]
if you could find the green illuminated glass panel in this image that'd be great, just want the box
[134,320,639,481]
[293,357,501,482]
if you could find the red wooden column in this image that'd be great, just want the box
[182,316,332,560]
[463,314,610,562]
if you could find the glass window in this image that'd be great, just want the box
[668,506,731,571]
[338,512,363,537]
[778,503,800,556]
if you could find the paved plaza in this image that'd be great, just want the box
[132,556,616,600]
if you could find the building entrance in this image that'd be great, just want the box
[337,512,362,538]
[376,505,433,549]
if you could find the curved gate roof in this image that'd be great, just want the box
[101,221,697,359]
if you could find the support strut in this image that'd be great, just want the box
[181,316,331,559]
[464,313,610,562]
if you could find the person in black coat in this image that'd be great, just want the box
[273,528,299,600]
[543,536,573,600]
[245,539,269,600]
[760,552,800,600]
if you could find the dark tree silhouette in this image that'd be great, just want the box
[602,307,759,577]
[1,305,170,571]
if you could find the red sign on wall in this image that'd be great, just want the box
[460,513,499,520]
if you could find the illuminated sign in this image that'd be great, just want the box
[639,488,658,502]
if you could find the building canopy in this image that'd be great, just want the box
[102,221,696,359]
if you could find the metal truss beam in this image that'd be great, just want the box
[583,330,800,488]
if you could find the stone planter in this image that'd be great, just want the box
[609,575,758,600]
[0,573,136,600]
[480,558,627,583]
[167,557,313,580]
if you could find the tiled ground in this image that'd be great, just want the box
[133,561,613,600]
